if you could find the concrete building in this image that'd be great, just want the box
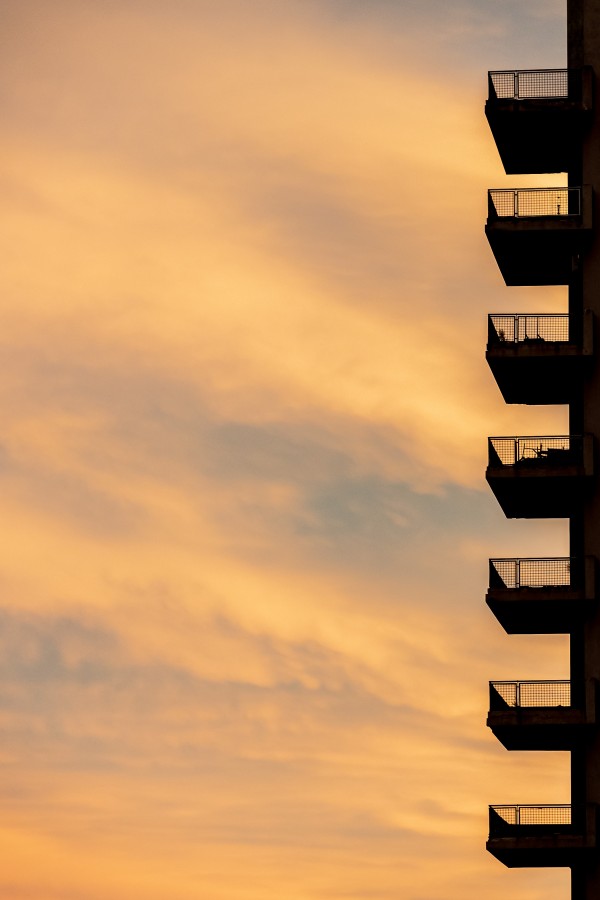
[483,2,600,897]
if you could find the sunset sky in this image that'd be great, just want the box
[0,2,575,898]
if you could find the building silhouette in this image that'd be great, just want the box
[483,2,600,897]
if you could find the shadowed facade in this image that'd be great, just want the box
[484,2,600,897]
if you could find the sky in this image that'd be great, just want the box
[0,1,575,898]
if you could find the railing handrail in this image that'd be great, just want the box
[488,312,568,319]
[489,186,578,194]
[490,804,573,816]
[490,803,571,809]
[489,433,579,441]
[490,679,569,686]
[489,67,569,74]
[490,556,572,563]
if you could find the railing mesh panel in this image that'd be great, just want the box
[488,435,578,467]
[490,558,573,590]
[491,680,571,707]
[490,69,569,99]
[489,188,579,218]
[491,72,518,99]
[489,314,569,344]
[491,805,572,827]
[517,69,569,98]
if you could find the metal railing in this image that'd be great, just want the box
[489,557,574,590]
[488,435,581,467]
[488,187,580,218]
[489,69,570,100]
[488,313,570,344]
[490,804,572,832]
[490,680,570,708]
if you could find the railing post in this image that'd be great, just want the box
[568,187,580,216]
[514,189,519,217]
[516,682,521,707]
[585,555,595,598]
[583,433,594,476]
[515,558,520,590]
[514,71,519,99]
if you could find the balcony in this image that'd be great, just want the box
[486,311,593,404]
[487,804,595,868]
[487,680,590,750]
[486,435,593,518]
[486,557,596,633]
[485,68,593,174]
[485,186,593,285]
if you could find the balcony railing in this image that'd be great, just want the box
[488,313,569,344]
[489,69,570,100]
[488,679,587,750]
[490,680,571,709]
[490,804,573,835]
[488,804,594,864]
[488,435,581,468]
[485,68,592,179]
[486,557,595,634]
[489,557,574,590]
[488,187,580,218]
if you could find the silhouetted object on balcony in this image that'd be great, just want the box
[485,186,593,285]
[486,311,593,404]
[486,434,593,518]
[486,557,597,633]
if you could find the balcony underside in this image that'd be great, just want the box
[487,708,588,750]
[487,833,592,868]
[486,349,588,404]
[485,223,590,285]
[486,467,590,518]
[488,805,596,868]
[485,103,587,174]
[486,591,594,634]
